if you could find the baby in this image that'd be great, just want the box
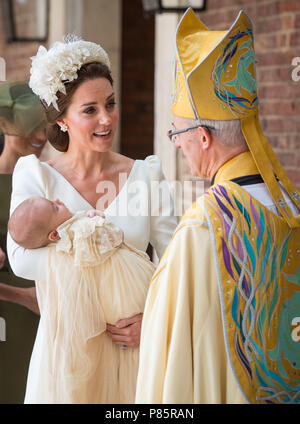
[8,196,155,404]
[8,196,105,249]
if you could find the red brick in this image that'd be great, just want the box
[256,51,294,67]
[256,17,282,34]
[276,151,298,167]
[255,34,278,50]
[259,101,300,116]
[279,0,300,13]
[290,31,300,46]
[121,0,154,159]
[296,13,300,28]
[271,135,300,149]
[286,170,300,187]
[257,67,292,84]
[279,33,288,47]
[261,117,300,133]
[257,2,279,17]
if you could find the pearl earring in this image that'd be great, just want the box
[60,124,68,132]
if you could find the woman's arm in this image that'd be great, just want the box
[0,246,6,269]
[7,155,49,282]
[0,283,39,315]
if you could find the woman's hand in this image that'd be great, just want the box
[0,247,6,270]
[86,210,105,218]
[106,313,143,348]
[20,286,40,316]
[0,283,40,316]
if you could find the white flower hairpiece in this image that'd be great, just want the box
[29,35,111,111]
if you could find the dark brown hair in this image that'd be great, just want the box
[43,62,113,152]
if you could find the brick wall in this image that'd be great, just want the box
[200,0,300,189]
[120,0,154,159]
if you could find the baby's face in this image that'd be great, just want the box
[33,197,72,234]
[47,199,72,231]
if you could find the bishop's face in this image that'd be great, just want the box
[172,115,208,178]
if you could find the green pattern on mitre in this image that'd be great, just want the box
[224,39,257,96]
[0,81,45,137]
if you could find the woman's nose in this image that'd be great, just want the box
[98,110,112,126]
[33,129,47,142]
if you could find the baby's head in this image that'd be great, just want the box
[8,196,72,249]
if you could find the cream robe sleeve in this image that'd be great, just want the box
[7,155,49,282]
[135,218,246,404]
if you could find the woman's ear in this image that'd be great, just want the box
[56,119,69,132]
[48,229,60,242]
[56,118,65,127]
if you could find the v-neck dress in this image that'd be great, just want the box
[7,154,178,404]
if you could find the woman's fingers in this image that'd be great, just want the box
[106,315,143,348]
[106,329,137,347]
[106,323,131,336]
[115,313,143,329]
[86,209,105,218]
[107,333,131,344]
[0,247,6,269]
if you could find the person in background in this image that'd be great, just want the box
[136,8,300,404]
[0,81,47,403]
[0,134,4,155]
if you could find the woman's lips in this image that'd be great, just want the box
[93,130,112,141]
[30,142,45,149]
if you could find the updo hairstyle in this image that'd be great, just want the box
[44,62,113,152]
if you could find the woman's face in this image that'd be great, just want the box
[8,129,47,158]
[59,77,119,153]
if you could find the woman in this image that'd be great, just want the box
[7,37,177,403]
[0,81,46,403]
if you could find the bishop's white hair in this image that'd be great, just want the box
[184,117,247,148]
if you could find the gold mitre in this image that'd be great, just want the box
[172,8,300,228]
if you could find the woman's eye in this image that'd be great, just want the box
[83,107,95,114]
[106,101,116,109]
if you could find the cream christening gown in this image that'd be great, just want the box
[7,154,177,404]
[41,212,155,403]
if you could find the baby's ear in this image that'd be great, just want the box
[48,230,60,242]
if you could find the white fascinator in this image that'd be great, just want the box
[29,34,111,111]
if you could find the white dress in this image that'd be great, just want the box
[7,154,178,404]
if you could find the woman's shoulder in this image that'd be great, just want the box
[11,154,47,202]
[13,153,43,177]
[110,152,135,171]
[112,152,161,169]
[13,154,59,190]
[138,155,163,181]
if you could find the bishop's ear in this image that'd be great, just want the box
[48,229,60,242]
[198,126,213,150]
